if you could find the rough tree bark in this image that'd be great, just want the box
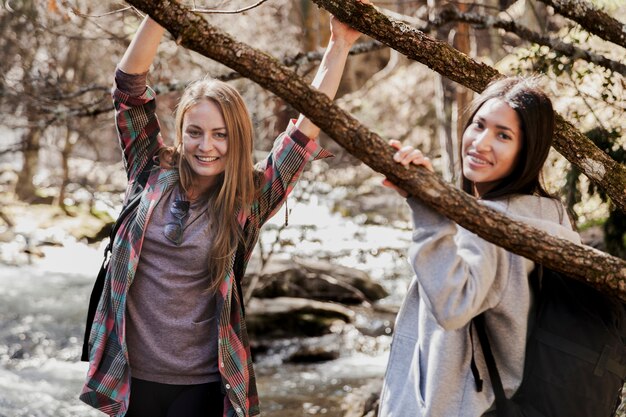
[311,0,626,214]
[537,0,626,48]
[124,0,626,301]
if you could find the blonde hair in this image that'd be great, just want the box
[160,78,255,293]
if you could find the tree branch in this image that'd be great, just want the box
[433,8,626,76]
[43,40,386,120]
[309,0,626,214]
[70,5,136,18]
[0,144,21,156]
[124,0,626,301]
[537,0,626,49]
[192,0,270,14]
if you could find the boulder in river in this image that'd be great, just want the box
[245,297,354,338]
[246,257,388,305]
[293,256,389,301]
[285,333,342,363]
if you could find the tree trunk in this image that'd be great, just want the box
[123,0,626,302]
[452,2,474,184]
[427,0,456,183]
[8,0,42,203]
[15,127,41,202]
[433,73,455,182]
[537,0,626,48]
[58,126,76,214]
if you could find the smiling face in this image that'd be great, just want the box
[462,98,523,197]
[182,99,228,195]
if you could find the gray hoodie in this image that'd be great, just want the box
[378,194,581,417]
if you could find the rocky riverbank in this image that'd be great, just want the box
[0,171,414,416]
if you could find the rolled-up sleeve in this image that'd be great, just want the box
[251,119,333,226]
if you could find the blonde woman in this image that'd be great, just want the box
[80,12,365,417]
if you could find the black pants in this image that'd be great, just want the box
[125,378,224,417]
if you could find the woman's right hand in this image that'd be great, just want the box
[382,139,434,197]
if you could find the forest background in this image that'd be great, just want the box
[0,0,624,416]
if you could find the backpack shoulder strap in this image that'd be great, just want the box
[80,159,155,361]
[471,266,542,414]
[474,314,509,408]
[232,223,250,317]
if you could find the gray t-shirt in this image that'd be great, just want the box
[126,185,222,385]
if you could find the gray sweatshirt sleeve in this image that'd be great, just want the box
[407,197,512,330]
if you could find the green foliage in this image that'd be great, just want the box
[588,0,622,11]
[576,216,606,232]
[565,127,625,259]
[520,53,620,106]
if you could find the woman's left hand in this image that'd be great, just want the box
[330,0,371,46]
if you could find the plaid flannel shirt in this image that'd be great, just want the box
[79,82,331,417]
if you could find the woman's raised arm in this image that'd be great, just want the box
[119,16,165,74]
[294,0,370,139]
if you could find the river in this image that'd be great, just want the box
[0,191,414,417]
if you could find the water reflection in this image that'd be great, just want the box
[256,354,388,417]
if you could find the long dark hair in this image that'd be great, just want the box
[460,76,555,200]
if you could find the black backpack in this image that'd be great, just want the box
[80,163,153,362]
[473,266,626,417]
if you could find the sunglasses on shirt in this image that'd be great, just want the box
[163,199,190,246]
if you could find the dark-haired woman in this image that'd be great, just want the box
[378,77,581,416]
